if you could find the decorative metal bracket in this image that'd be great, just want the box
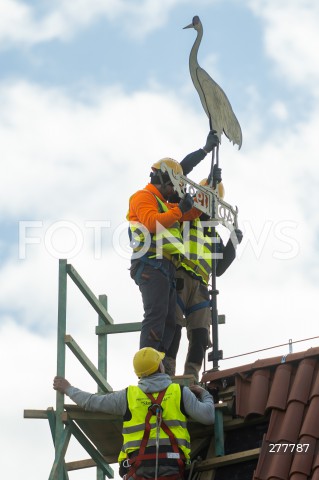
[161,163,238,231]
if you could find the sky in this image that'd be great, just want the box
[1,0,319,478]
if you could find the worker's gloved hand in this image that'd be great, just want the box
[213,164,222,184]
[203,130,219,153]
[231,228,243,246]
[178,193,194,213]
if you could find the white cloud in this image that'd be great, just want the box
[270,100,289,121]
[248,0,319,91]
[0,0,191,47]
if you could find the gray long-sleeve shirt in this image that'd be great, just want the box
[66,373,215,425]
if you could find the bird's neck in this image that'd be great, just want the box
[189,28,203,65]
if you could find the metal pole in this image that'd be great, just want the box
[54,259,68,479]
[98,294,108,390]
[208,142,221,371]
[210,222,220,371]
[97,294,108,480]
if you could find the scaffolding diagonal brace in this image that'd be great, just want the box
[48,424,72,480]
[47,408,69,480]
[68,420,114,478]
[65,335,113,393]
[66,264,114,326]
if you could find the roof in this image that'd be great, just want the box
[202,346,319,479]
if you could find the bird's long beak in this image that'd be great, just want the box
[183,23,193,29]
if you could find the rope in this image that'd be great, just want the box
[221,335,319,361]
[155,406,162,480]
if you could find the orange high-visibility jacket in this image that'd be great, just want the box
[127,183,200,233]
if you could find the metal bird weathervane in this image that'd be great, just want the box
[163,16,243,373]
[183,15,242,149]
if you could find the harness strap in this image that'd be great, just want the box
[186,300,210,316]
[134,256,176,290]
[177,294,210,317]
[145,392,185,477]
[176,294,185,314]
[126,389,167,478]
[124,388,185,480]
[129,452,183,462]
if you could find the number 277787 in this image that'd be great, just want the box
[268,443,309,453]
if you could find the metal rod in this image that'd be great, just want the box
[53,259,68,479]
[210,222,220,371]
[98,295,108,393]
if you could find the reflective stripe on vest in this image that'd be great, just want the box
[181,219,221,284]
[118,383,191,462]
[129,192,184,257]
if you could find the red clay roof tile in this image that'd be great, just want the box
[202,347,319,479]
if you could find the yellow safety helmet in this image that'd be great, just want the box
[151,158,183,175]
[199,178,225,199]
[133,347,165,377]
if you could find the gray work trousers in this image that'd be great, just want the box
[130,256,176,353]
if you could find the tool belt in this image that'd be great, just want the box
[179,258,209,285]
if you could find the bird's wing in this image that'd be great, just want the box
[195,66,242,149]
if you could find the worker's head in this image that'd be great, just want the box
[133,347,165,378]
[150,158,182,200]
[199,178,225,199]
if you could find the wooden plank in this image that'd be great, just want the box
[171,375,196,387]
[195,448,261,471]
[66,459,96,471]
[215,402,228,410]
[223,416,268,431]
[62,410,122,422]
[198,437,217,480]
[24,409,49,419]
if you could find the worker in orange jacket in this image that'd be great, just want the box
[127,132,218,362]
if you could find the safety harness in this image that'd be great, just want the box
[123,387,186,480]
[177,294,210,317]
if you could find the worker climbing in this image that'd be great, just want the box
[53,347,215,479]
[127,132,218,364]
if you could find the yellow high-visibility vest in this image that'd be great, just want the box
[181,218,221,284]
[128,193,184,258]
[118,383,191,462]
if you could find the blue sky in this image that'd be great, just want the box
[1,1,319,479]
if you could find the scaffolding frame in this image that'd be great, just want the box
[24,259,266,480]
[29,259,142,480]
